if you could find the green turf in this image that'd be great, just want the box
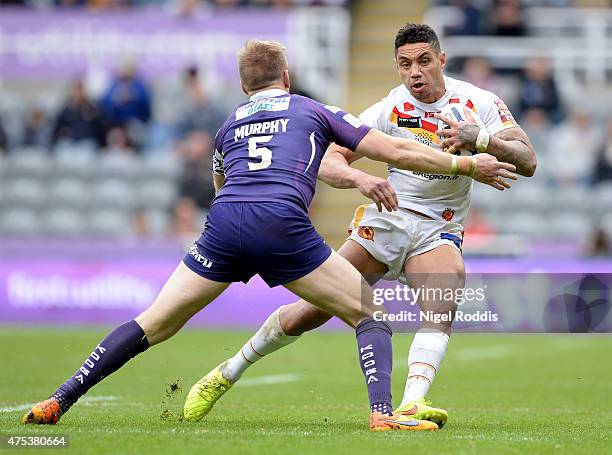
[1,328,611,454]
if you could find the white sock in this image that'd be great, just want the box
[400,329,450,407]
[220,307,299,383]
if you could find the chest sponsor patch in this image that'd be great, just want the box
[397,117,421,128]
[236,96,291,121]
[390,103,440,145]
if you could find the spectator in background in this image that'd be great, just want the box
[0,118,8,154]
[548,108,600,187]
[460,57,503,94]
[55,0,86,6]
[105,126,135,154]
[490,0,525,36]
[518,57,563,124]
[177,130,216,210]
[99,60,151,145]
[131,207,149,237]
[52,80,105,148]
[174,66,226,141]
[520,108,550,157]
[586,226,611,257]
[171,197,201,247]
[445,0,482,36]
[21,108,51,148]
[593,118,612,184]
[210,0,244,8]
[171,0,206,16]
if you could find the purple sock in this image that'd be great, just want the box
[355,318,393,416]
[52,320,149,413]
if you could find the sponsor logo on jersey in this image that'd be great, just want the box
[358,226,375,241]
[397,117,421,128]
[188,243,213,268]
[494,98,516,127]
[442,208,455,221]
[390,103,440,145]
[412,172,460,181]
[235,96,290,120]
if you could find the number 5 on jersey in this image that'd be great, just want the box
[248,135,273,170]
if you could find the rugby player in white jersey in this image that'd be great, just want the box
[183,24,536,427]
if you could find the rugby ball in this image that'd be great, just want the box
[437,104,486,156]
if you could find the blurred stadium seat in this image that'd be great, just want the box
[8,149,49,180]
[144,209,172,236]
[0,208,39,237]
[3,179,47,210]
[48,178,91,210]
[91,179,136,211]
[52,152,97,180]
[87,209,132,237]
[42,208,86,237]
[98,153,140,180]
[137,181,179,210]
[141,154,181,182]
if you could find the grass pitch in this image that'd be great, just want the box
[1,327,611,454]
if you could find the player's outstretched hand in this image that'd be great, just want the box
[356,174,398,212]
[473,154,517,191]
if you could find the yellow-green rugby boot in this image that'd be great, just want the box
[395,399,448,428]
[183,362,233,422]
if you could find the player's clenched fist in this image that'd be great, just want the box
[472,153,517,191]
[356,175,398,212]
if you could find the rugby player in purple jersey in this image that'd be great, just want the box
[23,40,515,431]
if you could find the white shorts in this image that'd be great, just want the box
[348,204,464,282]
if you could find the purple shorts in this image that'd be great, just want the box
[183,202,332,287]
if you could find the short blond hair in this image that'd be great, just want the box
[238,40,288,93]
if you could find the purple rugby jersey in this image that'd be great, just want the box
[211,89,371,212]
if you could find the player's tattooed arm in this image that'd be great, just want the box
[486,127,537,177]
[435,110,536,177]
[319,144,398,212]
[456,124,480,147]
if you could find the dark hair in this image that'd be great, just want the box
[394,23,441,54]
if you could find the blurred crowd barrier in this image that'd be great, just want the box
[0,2,610,251]
[0,0,350,10]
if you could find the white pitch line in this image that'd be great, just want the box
[0,395,119,413]
[0,374,302,413]
[235,373,302,387]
